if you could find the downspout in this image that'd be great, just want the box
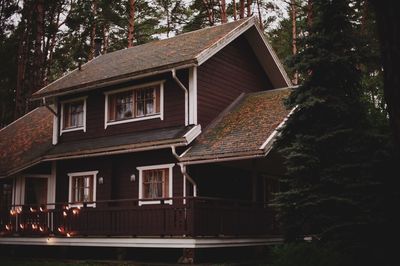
[171,69,189,126]
[42,97,57,116]
[180,164,197,197]
[171,146,198,199]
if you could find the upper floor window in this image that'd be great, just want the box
[60,98,86,134]
[104,81,164,128]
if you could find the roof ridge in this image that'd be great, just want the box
[194,17,255,62]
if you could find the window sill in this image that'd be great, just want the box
[138,199,172,206]
[60,126,85,135]
[105,114,162,129]
[68,203,96,208]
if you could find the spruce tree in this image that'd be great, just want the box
[276,0,391,246]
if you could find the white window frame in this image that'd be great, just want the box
[104,80,165,129]
[60,96,87,135]
[68,170,98,208]
[137,163,174,206]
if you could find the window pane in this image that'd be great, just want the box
[72,175,93,203]
[142,169,168,199]
[63,101,84,129]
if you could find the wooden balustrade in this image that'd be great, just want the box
[0,197,278,238]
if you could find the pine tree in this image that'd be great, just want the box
[275,0,392,246]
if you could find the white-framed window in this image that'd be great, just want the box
[12,174,56,209]
[68,171,98,208]
[137,163,174,205]
[60,97,87,135]
[104,81,164,128]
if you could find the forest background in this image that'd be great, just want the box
[0,1,399,265]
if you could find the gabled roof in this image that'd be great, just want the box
[179,88,292,163]
[32,17,290,99]
[0,107,53,177]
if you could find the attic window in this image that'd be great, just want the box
[105,81,164,128]
[60,97,87,134]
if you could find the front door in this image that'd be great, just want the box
[24,177,48,205]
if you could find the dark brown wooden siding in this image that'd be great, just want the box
[197,35,273,127]
[58,71,187,143]
[56,149,182,203]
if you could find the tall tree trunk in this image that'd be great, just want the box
[291,0,298,85]
[220,0,227,23]
[233,0,237,20]
[127,0,135,47]
[307,0,313,28]
[370,0,400,151]
[33,0,44,96]
[165,2,171,37]
[88,0,97,60]
[45,2,64,84]
[103,23,109,53]
[239,0,244,18]
[203,0,215,25]
[246,0,252,17]
[256,0,262,29]
[15,1,33,119]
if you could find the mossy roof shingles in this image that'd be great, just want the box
[33,18,252,99]
[180,88,291,161]
[0,107,53,177]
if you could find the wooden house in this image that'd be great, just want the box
[0,17,293,259]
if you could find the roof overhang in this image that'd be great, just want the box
[0,125,201,179]
[32,62,197,100]
[178,105,296,165]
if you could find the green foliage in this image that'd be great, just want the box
[271,243,355,266]
[275,0,394,243]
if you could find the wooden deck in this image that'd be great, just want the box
[0,197,278,239]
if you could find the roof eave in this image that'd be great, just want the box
[32,60,198,100]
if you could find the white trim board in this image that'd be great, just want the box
[0,237,283,248]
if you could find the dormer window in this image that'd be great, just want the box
[104,81,164,128]
[60,97,87,134]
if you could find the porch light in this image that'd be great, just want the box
[130,174,136,182]
[98,177,104,184]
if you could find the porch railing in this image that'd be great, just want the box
[0,197,278,238]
